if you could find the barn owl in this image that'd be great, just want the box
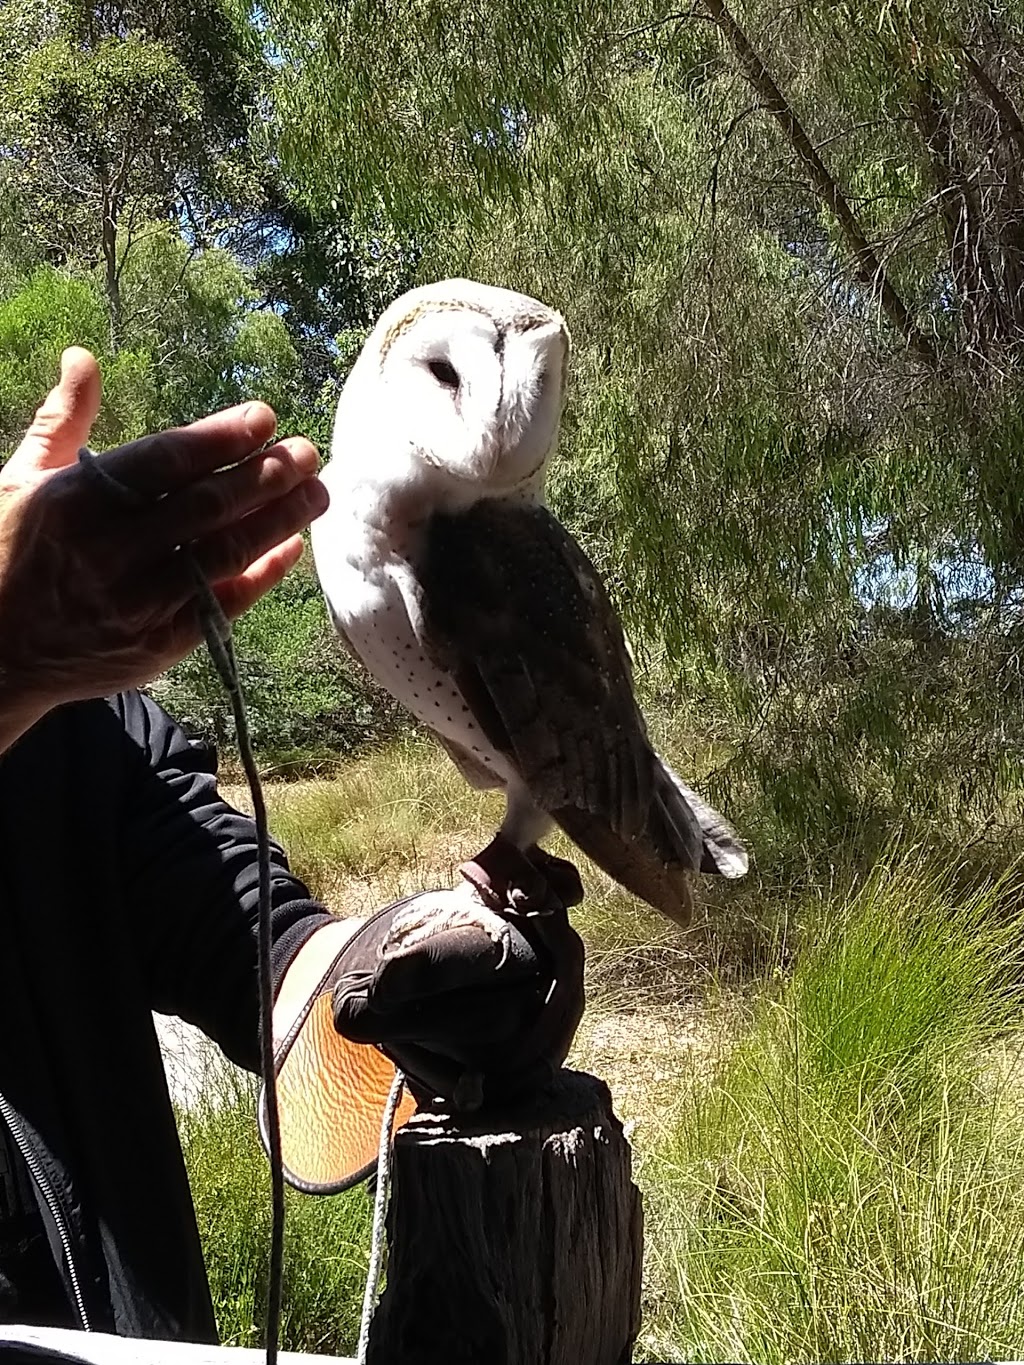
[311,279,748,926]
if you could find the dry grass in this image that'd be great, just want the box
[223,736,501,911]
[195,742,1024,1363]
[222,732,762,976]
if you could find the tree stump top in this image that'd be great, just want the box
[397,1067,620,1145]
[368,1069,643,1365]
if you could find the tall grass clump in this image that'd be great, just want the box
[178,1072,371,1354]
[642,849,1024,1364]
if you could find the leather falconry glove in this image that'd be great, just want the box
[265,842,585,1194]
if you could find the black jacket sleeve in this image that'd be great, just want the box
[108,690,334,1070]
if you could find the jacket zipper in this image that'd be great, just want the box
[0,1087,91,1331]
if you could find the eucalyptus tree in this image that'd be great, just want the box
[0,0,386,444]
[0,0,399,753]
[267,0,1024,851]
[0,0,263,346]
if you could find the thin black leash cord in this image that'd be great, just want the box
[77,447,285,1365]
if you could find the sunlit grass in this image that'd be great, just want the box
[639,853,1024,1364]
[189,746,1024,1363]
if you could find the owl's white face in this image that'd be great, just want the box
[337,280,569,501]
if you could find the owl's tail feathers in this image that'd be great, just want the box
[655,760,749,880]
[550,760,746,930]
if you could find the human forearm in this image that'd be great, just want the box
[109,688,333,1064]
[0,683,47,756]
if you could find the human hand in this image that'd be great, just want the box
[329,853,586,1110]
[0,348,328,738]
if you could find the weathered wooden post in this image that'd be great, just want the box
[366,1069,643,1365]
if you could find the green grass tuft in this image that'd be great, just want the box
[178,1072,372,1355]
[640,851,1024,1364]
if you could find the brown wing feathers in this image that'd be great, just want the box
[418,500,711,923]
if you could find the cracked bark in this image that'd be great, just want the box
[366,1071,643,1365]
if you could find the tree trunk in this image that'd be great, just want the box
[366,1070,643,1365]
[101,187,121,351]
[702,0,938,365]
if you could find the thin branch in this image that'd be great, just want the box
[178,185,208,250]
[701,0,939,366]
[115,195,147,284]
[913,72,1012,355]
[600,8,714,44]
[814,118,894,153]
[963,50,1024,152]
[700,102,762,225]
[122,241,200,337]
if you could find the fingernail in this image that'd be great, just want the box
[290,441,320,477]
[243,402,277,443]
[305,479,330,516]
[58,348,78,384]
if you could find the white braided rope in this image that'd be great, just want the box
[356,1069,406,1365]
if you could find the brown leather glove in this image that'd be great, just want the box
[330,858,585,1110]
[266,844,584,1193]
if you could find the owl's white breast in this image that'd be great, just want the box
[311,472,512,782]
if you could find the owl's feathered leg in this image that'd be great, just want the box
[459,780,578,913]
[459,834,584,915]
[459,834,552,914]
[500,777,554,849]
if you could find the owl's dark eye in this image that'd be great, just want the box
[427,358,460,390]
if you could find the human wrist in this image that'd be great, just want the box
[0,673,49,755]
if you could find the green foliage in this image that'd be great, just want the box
[0,0,256,290]
[14,34,204,169]
[116,224,315,433]
[0,0,384,451]
[643,850,1024,1362]
[0,248,334,457]
[0,267,153,450]
[0,0,409,758]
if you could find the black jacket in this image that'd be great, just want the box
[0,691,332,1341]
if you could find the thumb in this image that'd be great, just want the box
[8,348,103,476]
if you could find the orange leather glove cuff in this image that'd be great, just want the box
[261,918,416,1195]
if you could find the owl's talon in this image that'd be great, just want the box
[458,857,506,912]
[459,835,558,915]
[458,835,580,916]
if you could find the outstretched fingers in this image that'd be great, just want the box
[100,401,280,496]
[148,437,322,546]
[210,536,307,620]
[191,478,329,587]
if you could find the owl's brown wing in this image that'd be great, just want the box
[419,501,746,925]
